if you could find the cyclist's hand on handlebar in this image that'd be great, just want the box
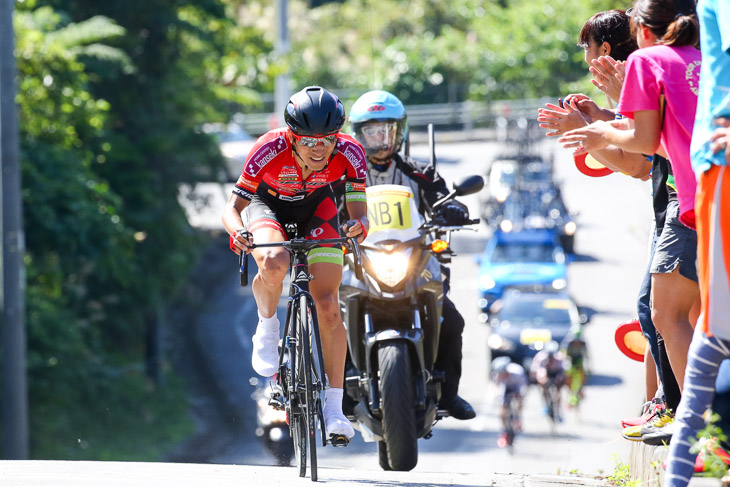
[229,228,253,255]
[342,218,368,244]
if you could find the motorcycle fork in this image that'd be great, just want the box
[363,302,429,414]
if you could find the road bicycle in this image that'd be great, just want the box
[502,391,521,454]
[542,373,562,432]
[239,227,362,481]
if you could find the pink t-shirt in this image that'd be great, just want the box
[618,45,702,229]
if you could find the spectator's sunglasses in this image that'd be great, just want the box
[292,133,338,148]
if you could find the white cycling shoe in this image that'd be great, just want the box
[251,328,279,377]
[324,409,355,440]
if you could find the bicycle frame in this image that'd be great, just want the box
[238,235,362,481]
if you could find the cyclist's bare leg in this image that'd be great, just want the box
[310,261,354,440]
[650,269,699,391]
[248,227,289,377]
[309,261,345,388]
[250,228,289,318]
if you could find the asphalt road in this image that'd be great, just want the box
[166,134,655,480]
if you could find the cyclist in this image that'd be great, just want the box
[561,331,588,406]
[222,86,369,440]
[530,340,567,421]
[491,356,528,446]
[333,90,476,420]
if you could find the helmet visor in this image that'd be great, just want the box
[355,121,400,158]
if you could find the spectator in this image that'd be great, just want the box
[663,0,730,483]
[559,0,702,446]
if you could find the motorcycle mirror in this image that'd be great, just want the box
[452,175,485,197]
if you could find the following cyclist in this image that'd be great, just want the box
[561,330,588,406]
[491,356,528,447]
[530,340,567,421]
[333,90,476,420]
[222,86,369,441]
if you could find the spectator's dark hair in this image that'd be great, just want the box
[578,10,638,61]
[630,0,699,48]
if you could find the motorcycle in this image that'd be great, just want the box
[339,174,483,471]
[253,379,294,466]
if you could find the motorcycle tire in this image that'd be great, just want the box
[377,441,391,471]
[378,341,418,471]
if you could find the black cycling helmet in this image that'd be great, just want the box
[284,86,346,137]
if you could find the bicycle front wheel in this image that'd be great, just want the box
[298,294,318,481]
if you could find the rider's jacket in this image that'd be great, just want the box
[332,153,453,221]
[233,128,367,204]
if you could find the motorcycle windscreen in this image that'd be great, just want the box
[364,184,423,244]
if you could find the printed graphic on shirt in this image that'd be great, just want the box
[244,135,289,178]
[685,60,701,96]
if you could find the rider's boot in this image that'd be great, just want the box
[441,395,476,420]
[251,311,280,377]
[324,388,355,444]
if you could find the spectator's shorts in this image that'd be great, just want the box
[650,200,698,282]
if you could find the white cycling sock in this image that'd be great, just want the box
[257,311,280,334]
[251,311,280,377]
[325,388,344,413]
[324,388,354,439]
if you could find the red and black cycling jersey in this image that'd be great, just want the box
[233,128,367,204]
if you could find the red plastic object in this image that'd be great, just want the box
[574,152,614,178]
[615,319,647,362]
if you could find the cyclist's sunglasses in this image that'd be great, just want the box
[292,133,338,148]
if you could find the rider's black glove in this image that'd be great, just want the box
[435,201,470,225]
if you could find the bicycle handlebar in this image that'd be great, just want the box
[238,236,364,287]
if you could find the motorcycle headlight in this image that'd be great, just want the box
[366,248,411,287]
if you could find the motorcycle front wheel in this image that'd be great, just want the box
[378,341,418,471]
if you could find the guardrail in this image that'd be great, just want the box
[236,97,554,137]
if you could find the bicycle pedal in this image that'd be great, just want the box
[328,434,350,447]
[268,394,285,411]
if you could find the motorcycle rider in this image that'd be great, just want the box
[333,90,476,420]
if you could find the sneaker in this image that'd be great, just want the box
[621,399,666,428]
[642,419,675,446]
[251,328,280,377]
[640,410,674,436]
[324,409,355,439]
[621,424,645,442]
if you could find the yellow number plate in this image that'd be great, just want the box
[519,329,552,345]
[366,188,414,233]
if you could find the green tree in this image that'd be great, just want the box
[15,3,194,459]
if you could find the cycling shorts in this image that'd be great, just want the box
[245,183,343,266]
[502,385,523,405]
